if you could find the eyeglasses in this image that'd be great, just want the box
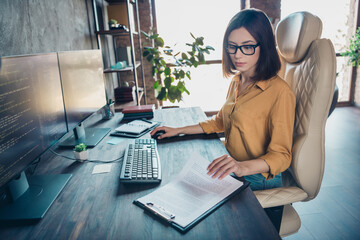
[226,43,260,55]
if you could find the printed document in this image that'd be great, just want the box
[135,153,244,228]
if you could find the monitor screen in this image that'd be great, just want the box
[0,53,67,188]
[0,53,71,220]
[57,50,107,130]
[57,50,110,147]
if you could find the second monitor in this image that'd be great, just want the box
[58,50,110,148]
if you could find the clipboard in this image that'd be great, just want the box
[133,179,250,233]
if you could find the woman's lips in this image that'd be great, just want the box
[235,62,245,67]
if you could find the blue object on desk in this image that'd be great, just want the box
[107,138,124,145]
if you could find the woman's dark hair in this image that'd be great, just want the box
[222,8,281,81]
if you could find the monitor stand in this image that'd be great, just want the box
[59,123,111,148]
[0,171,72,220]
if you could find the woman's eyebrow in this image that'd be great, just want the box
[228,40,256,45]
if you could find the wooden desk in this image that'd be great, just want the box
[0,107,280,240]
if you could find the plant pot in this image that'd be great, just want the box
[74,150,88,162]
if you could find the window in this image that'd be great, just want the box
[155,0,240,111]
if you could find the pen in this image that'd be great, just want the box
[141,118,153,124]
[146,202,176,220]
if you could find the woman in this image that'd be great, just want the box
[151,8,295,191]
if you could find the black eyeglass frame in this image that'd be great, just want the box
[226,43,260,55]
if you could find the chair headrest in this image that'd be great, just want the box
[275,11,322,63]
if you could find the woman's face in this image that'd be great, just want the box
[227,27,260,77]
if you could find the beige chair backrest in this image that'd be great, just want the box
[275,12,336,200]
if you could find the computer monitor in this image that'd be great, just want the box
[57,50,111,148]
[0,53,71,220]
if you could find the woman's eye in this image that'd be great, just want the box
[243,45,253,50]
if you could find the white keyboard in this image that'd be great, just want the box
[119,139,161,183]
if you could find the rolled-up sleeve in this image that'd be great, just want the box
[260,87,296,179]
[199,108,225,134]
[199,78,238,134]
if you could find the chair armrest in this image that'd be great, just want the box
[254,186,308,208]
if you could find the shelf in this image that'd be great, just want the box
[96,29,138,36]
[93,0,147,106]
[106,0,136,4]
[104,61,141,73]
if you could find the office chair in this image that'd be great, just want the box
[253,11,337,237]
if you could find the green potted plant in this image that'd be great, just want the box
[109,19,119,30]
[142,31,214,103]
[73,143,88,162]
[342,26,360,67]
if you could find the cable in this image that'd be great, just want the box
[49,148,123,163]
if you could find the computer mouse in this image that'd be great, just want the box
[151,130,166,139]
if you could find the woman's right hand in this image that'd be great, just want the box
[150,126,180,139]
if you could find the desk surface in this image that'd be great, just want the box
[0,107,280,240]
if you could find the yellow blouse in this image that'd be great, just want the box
[200,74,296,179]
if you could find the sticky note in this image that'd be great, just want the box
[107,138,124,145]
[92,164,112,174]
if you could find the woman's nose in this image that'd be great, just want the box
[234,48,244,58]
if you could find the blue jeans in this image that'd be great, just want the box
[244,173,282,191]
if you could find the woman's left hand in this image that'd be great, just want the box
[207,154,244,180]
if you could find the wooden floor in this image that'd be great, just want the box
[284,106,360,240]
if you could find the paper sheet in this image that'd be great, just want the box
[136,153,243,228]
[92,164,112,174]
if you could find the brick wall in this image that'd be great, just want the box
[138,0,158,106]
[247,0,281,26]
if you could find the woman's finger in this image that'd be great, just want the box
[207,156,232,176]
[207,154,228,170]
[210,160,236,179]
[217,165,237,180]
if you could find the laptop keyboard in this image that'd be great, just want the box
[119,139,161,183]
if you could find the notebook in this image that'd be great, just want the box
[115,120,158,134]
[110,119,160,138]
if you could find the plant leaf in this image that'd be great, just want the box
[150,33,159,39]
[155,37,164,47]
[147,54,153,62]
[186,71,191,80]
[157,87,167,101]
[206,45,215,51]
[143,50,150,57]
[168,86,181,102]
[164,67,171,75]
[164,77,173,88]
[198,52,205,63]
[153,81,160,90]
